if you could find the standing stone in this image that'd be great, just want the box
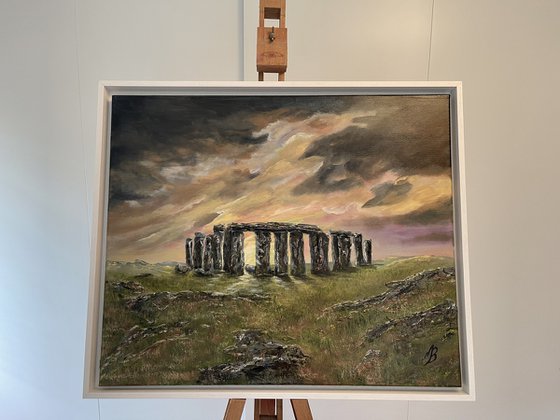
[255,230,272,276]
[331,234,342,271]
[193,232,204,269]
[211,231,223,270]
[230,231,245,276]
[203,234,214,272]
[185,238,193,270]
[290,230,306,276]
[354,233,366,266]
[222,228,232,273]
[340,234,352,269]
[364,239,373,265]
[309,232,319,273]
[274,231,289,276]
[310,232,329,274]
[316,232,330,274]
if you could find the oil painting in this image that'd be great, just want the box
[89,83,471,395]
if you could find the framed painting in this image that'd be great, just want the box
[84,81,474,400]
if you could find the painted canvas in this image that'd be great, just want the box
[96,87,467,390]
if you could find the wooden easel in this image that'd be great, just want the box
[224,2,313,418]
[223,399,313,420]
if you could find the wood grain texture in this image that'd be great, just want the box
[223,399,246,420]
[291,399,314,420]
[254,399,282,420]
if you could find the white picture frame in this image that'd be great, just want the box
[84,81,474,400]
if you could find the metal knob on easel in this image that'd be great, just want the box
[257,0,287,81]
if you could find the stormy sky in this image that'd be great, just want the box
[105,94,455,263]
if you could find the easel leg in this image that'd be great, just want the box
[258,72,264,81]
[290,399,313,420]
[278,73,285,81]
[223,399,246,420]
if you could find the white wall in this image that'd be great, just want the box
[1,1,558,419]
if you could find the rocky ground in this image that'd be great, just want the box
[99,257,461,387]
[198,329,308,385]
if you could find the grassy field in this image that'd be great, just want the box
[99,256,461,387]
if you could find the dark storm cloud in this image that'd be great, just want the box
[353,197,453,228]
[108,95,360,205]
[362,178,412,207]
[292,162,363,195]
[396,198,453,226]
[295,96,451,195]
[111,96,265,155]
[108,160,168,203]
[110,95,360,161]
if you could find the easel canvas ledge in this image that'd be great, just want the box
[84,81,475,401]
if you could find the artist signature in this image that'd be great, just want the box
[423,344,438,365]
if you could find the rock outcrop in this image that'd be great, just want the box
[326,267,455,313]
[110,281,145,294]
[100,321,192,375]
[365,300,457,341]
[198,329,308,385]
[127,290,269,316]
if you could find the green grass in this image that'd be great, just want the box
[99,256,461,387]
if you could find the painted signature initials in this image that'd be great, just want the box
[423,344,438,365]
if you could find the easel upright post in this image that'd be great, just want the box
[257,0,287,81]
